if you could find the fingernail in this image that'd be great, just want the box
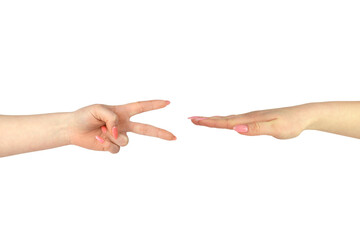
[95,135,105,143]
[165,100,171,105]
[101,126,107,133]
[188,116,207,121]
[194,117,207,121]
[233,125,249,133]
[112,127,118,139]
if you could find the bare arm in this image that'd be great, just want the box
[0,100,176,158]
[306,102,360,139]
[0,113,71,157]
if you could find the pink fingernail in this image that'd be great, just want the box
[195,117,207,121]
[233,125,249,133]
[95,135,105,143]
[112,127,118,139]
[101,126,107,133]
[165,100,171,105]
[188,116,207,121]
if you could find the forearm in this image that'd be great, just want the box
[0,112,72,157]
[305,101,360,138]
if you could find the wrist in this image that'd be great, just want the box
[299,102,322,131]
[65,111,76,146]
[55,112,73,146]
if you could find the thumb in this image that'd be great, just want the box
[233,121,275,137]
[92,105,119,139]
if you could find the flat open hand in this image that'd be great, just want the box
[69,100,176,153]
[189,104,314,139]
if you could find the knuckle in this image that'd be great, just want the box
[102,142,109,152]
[246,110,265,119]
[111,114,118,124]
[136,124,144,132]
[136,124,148,134]
[136,101,145,113]
[227,119,237,129]
[251,122,261,135]
[156,130,160,138]
[225,119,231,129]
[92,104,103,110]
[247,110,259,117]
[143,126,151,135]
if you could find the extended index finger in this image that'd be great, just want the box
[122,100,170,117]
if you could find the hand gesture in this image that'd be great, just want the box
[69,100,176,153]
[189,104,312,139]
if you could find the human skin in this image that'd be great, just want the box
[0,100,176,157]
[189,102,360,139]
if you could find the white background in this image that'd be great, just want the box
[1,0,360,239]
